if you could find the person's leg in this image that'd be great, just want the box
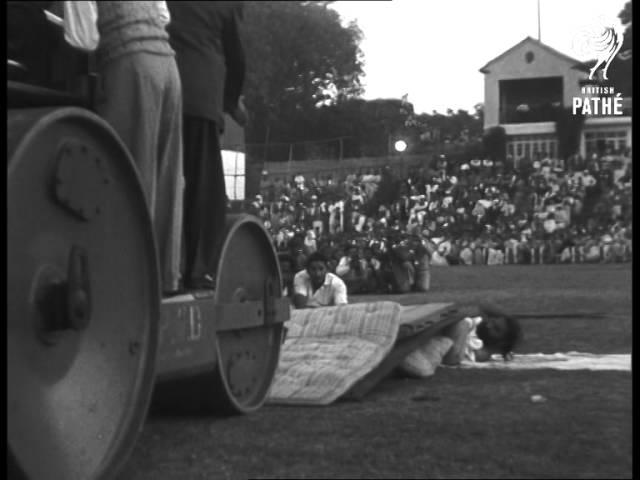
[182,118,227,287]
[154,58,184,292]
[182,116,204,284]
[206,124,228,274]
[391,261,412,293]
[441,318,473,365]
[97,53,183,292]
[97,54,158,208]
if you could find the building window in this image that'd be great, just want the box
[507,134,558,162]
[498,77,563,123]
[525,51,534,63]
[222,150,246,200]
[584,130,628,156]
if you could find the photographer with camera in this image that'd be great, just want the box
[336,243,367,294]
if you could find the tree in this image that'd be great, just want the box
[315,97,418,158]
[410,108,483,149]
[242,1,364,160]
[618,1,632,50]
[609,1,632,97]
[473,103,485,130]
[482,126,507,161]
[555,107,585,160]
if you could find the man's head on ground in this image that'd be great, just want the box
[476,314,523,361]
[305,252,329,290]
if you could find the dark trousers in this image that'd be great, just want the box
[182,115,227,281]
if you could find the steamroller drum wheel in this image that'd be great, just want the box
[7,107,160,480]
[212,214,284,413]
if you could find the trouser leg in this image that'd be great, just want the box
[182,116,227,282]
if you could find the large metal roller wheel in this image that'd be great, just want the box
[7,107,160,480]
[212,214,284,413]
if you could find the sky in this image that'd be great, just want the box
[330,0,628,115]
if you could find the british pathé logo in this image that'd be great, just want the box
[573,86,623,116]
[572,16,624,80]
[584,26,624,80]
[571,16,625,116]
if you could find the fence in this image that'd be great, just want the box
[253,143,470,184]
[246,136,351,164]
[262,153,437,185]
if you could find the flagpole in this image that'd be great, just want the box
[537,0,541,41]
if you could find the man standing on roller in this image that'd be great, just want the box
[167,1,247,290]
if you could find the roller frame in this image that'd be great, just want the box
[7,85,289,479]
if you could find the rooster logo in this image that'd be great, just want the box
[572,19,625,80]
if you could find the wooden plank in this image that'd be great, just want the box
[345,304,462,400]
[396,303,455,339]
[350,292,431,306]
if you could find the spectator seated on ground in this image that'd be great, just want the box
[583,238,602,263]
[486,244,504,266]
[259,150,631,268]
[336,244,368,294]
[362,246,385,293]
[473,243,486,265]
[459,242,474,265]
[389,243,415,293]
[292,252,348,309]
[412,242,432,292]
[303,229,317,255]
[601,234,616,263]
[430,242,450,267]
[445,240,461,266]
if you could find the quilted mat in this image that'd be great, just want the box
[266,301,402,405]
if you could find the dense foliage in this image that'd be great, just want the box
[242,2,483,163]
[243,1,364,156]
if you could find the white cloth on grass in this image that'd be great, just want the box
[447,352,630,372]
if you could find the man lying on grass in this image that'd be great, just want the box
[400,305,524,378]
[442,303,523,364]
[292,252,349,309]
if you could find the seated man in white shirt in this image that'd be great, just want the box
[292,252,348,309]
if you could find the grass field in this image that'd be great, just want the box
[119,264,632,479]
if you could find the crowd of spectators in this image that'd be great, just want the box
[249,148,633,295]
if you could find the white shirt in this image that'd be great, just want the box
[304,237,317,253]
[293,271,348,307]
[366,258,381,271]
[459,247,473,265]
[431,251,449,267]
[464,316,484,361]
[543,219,557,233]
[62,1,170,52]
[335,256,352,277]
